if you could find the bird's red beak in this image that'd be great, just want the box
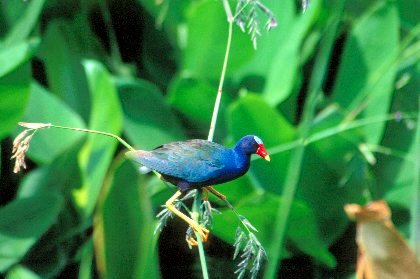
[256,144,270,161]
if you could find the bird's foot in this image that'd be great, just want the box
[186,224,209,246]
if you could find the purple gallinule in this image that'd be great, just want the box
[126,135,270,243]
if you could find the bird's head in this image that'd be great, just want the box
[237,135,270,161]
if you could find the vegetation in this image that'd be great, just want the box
[0,0,418,278]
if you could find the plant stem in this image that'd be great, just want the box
[36,124,135,151]
[208,6,234,142]
[263,113,417,158]
[411,97,420,256]
[193,192,209,279]
[193,1,234,276]
[264,1,345,277]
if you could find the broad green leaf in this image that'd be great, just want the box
[233,0,295,83]
[17,140,83,198]
[376,64,419,205]
[397,0,418,28]
[331,3,399,144]
[0,62,31,140]
[228,94,296,193]
[20,82,86,164]
[208,175,255,206]
[6,264,42,279]
[40,18,106,120]
[262,0,321,105]
[299,107,366,244]
[16,143,85,278]
[74,60,123,216]
[40,19,90,120]
[94,159,158,279]
[3,0,45,46]
[0,40,38,78]
[117,78,185,150]
[182,0,253,79]
[0,193,63,272]
[167,77,217,125]
[212,193,336,267]
[229,0,320,105]
[167,76,231,137]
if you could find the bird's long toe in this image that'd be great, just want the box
[186,224,209,246]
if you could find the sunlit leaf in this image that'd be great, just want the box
[3,0,45,46]
[117,78,185,149]
[0,62,31,140]
[94,159,159,279]
[20,82,86,164]
[182,0,253,79]
[74,60,123,216]
[331,2,399,144]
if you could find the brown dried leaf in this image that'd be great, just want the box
[18,122,51,129]
[345,201,420,279]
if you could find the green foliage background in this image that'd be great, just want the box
[0,0,418,278]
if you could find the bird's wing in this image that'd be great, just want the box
[129,140,227,182]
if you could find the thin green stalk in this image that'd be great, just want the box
[50,124,135,151]
[18,122,135,151]
[411,97,420,256]
[264,113,416,158]
[264,1,345,277]
[193,192,209,279]
[344,22,420,124]
[208,11,234,142]
[190,1,234,277]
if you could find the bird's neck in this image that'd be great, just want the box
[232,145,251,169]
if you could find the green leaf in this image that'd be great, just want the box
[0,193,63,272]
[94,159,158,279]
[230,0,320,105]
[117,78,185,149]
[298,107,366,244]
[331,3,399,144]
[0,62,31,140]
[17,140,83,198]
[20,82,86,164]
[3,0,45,46]
[167,77,217,125]
[182,0,253,79]
[0,40,39,78]
[16,143,85,278]
[39,18,106,120]
[78,239,94,279]
[6,264,42,279]
[376,64,419,204]
[212,193,336,267]
[262,0,321,105]
[228,94,296,193]
[74,60,123,216]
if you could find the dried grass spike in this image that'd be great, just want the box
[18,122,51,129]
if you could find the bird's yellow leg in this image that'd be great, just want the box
[205,186,233,209]
[202,188,209,201]
[165,190,209,243]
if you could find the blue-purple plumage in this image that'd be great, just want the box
[126,135,270,192]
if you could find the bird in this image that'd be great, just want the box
[126,135,270,244]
